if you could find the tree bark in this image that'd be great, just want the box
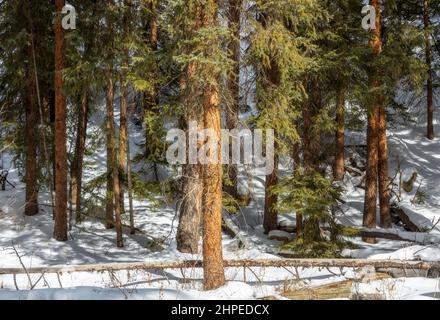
[176,12,203,255]
[144,0,160,180]
[363,0,382,243]
[334,87,345,182]
[53,0,68,241]
[23,4,39,216]
[202,83,225,290]
[262,55,281,235]
[292,138,303,237]
[378,105,391,228]
[118,85,128,215]
[364,108,379,243]
[225,0,242,199]
[264,155,279,234]
[113,143,124,248]
[424,0,434,140]
[105,76,115,229]
[70,90,89,224]
[127,131,135,235]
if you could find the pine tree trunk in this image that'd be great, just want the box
[175,6,203,254]
[202,83,225,290]
[53,0,68,241]
[334,87,345,182]
[264,155,279,234]
[70,90,89,224]
[105,76,115,229]
[113,143,124,248]
[144,0,159,179]
[23,7,39,216]
[262,57,281,235]
[378,105,391,228]
[201,1,225,291]
[176,63,203,254]
[292,132,303,237]
[24,67,39,216]
[225,0,242,199]
[424,0,434,140]
[364,107,379,241]
[364,0,386,240]
[127,130,135,235]
[118,88,128,214]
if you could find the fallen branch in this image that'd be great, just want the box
[391,206,422,232]
[1,258,439,275]
[344,166,364,177]
[339,227,440,244]
[222,212,251,249]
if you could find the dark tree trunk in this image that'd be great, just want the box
[144,0,160,180]
[53,0,68,241]
[105,76,115,229]
[70,90,89,225]
[334,87,345,182]
[225,0,242,199]
[23,1,39,216]
[424,0,434,140]
[176,64,203,254]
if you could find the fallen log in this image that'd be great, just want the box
[345,166,364,177]
[324,226,440,244]
[0,259,438,275]
[222,212,251,249]
[391,206,422,232]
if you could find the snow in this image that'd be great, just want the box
[1,97,440,300]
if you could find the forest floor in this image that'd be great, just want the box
[0,103,440,300]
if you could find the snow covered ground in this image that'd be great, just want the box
[1,101,440,300]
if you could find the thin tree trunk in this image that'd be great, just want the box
[364,107,379,242]
[70,90,89,225]
[334,87,345,182]
[262,57,281,235]
[124,3,135,235]
[264,155,279,234]
[378,105,391,228]
[113,142,124,248]
[127,132,135,235]
[53,0,68,241]
[24,63,39,217]
[23,3,39,216]
[144,0,160,180]
[292,140,303,237]
[118,88,128,215]
[424,0,434,140]
[105,76,115,229]
[225,0,242,199]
